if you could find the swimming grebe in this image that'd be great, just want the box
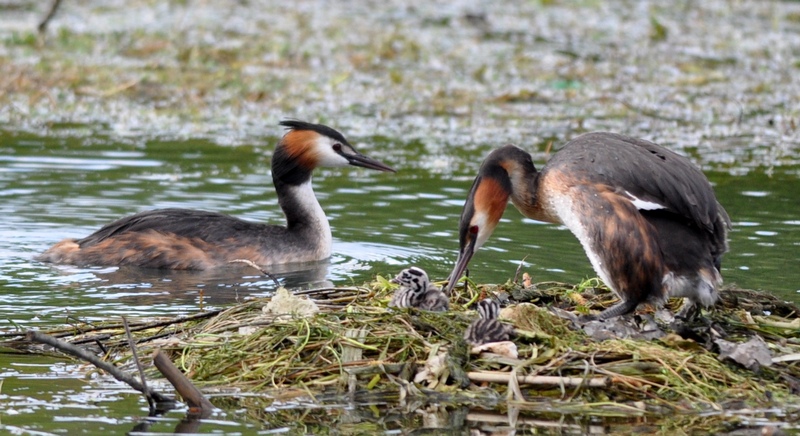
[388,267,449,312]
[444,132,731,320]
[36,121,395,270]
[463,299,514,345]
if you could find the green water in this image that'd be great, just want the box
[2,0,800,432]
[1,129,798,432]
[3,128,798,326]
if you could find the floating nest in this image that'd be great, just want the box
[4,276,800,432]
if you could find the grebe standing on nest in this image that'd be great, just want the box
[37,121,395,270]
[444,132,730,320]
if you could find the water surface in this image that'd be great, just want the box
[2,128,798,329]
[2,0,800,433]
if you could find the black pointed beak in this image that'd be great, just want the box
[444,236,477,295]
[345,152,396,173]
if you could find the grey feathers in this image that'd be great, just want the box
[389,267,449,312]
[464,299,514,345]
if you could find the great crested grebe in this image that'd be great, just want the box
[388,267,449,312]
[36,121,395,270]
[444,132,731,320]
[464,299,514,345]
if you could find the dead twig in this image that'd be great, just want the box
[25,330,174,405]
[512,256,528,284]
[123,316,154,413]
[0,309,222,340]
[152,349,214,418]
[38,0,63,33]
[467,370,609,388]
[228,258,281,287]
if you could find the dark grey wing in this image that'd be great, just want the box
[549,132,728,237]
[76,208,268,247]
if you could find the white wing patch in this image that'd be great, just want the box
[624,190,666,211]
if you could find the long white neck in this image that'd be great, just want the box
[279,179,332,258]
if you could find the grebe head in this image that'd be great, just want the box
[444,147,526,294]
[274,121,395,181]
[391,266,430,295]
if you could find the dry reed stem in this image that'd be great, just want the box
[468,370,609,387]
[6,282,797,413]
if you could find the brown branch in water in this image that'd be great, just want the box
[25,330,174,404]
[152,349,214,418]
[1,310,222,340]
[228,258,281,287]
[37,0,63,33]
[467,370,609,388]
[293,286,369,296]
[73,330,173,348]
[123,316,154,411]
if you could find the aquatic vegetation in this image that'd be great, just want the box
[6,278,799,432]
[1,1,798,170]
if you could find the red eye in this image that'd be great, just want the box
[469,225,479,235]
[333,143,342,152]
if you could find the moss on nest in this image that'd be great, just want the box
[5,277,800,431]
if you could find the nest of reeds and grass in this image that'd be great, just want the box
[8,273,799,424]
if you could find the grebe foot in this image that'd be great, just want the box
[594,298,641,321]
[548,306,580,323]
